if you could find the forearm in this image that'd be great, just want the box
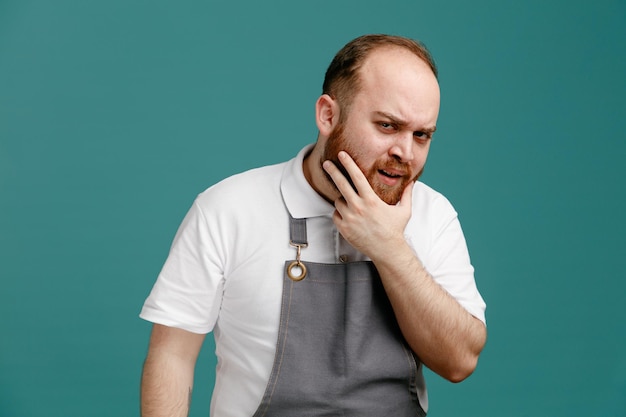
[141,349,195,417]
[372,239,486,382]
[140,324,205,417]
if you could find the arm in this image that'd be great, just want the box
[323,152,486,382]
[141,324,206,417]
[367,237,486,382]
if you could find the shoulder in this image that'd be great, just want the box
[195,162,287,212]
[406,181,464,251]
[412,181,458,217]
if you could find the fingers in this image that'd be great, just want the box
[322,151,370,201]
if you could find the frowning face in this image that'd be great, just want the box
[321,47,440,205]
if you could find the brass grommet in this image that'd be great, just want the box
[287,260,307,281]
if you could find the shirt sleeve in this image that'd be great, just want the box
[140,199,225,334]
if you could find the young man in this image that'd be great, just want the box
[140,34,487,417]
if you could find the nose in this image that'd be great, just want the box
[389,133,414,163]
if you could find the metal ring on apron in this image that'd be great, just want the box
[286,260,307,281]
[287,240,307,281]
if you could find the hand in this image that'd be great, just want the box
[322,151,414,261]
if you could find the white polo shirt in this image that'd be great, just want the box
[140,145,486,417]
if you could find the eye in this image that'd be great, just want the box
[378,122,396,131]
[414,131,432,143]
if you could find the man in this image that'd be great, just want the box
[140,34,487,416]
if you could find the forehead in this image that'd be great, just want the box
[354,46,440,126]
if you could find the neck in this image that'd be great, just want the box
[303,144,339,204]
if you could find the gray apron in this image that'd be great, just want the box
[252,216,427,417]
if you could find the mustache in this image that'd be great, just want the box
[374,158,412,176]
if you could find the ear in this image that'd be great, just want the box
[315,94,340,138]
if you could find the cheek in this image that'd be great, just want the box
[413,146,430,168]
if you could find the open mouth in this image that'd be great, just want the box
[377,169,405,186]
[379,169,402,179]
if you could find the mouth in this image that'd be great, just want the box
[379,169,402,178]
[377,169,405,186]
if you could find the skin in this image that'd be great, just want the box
[304,46,486,381]
[141,324,205,417]
[141,44,487,415]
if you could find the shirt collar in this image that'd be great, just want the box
[281,144,335,219]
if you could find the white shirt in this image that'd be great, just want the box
[140,145,486,417]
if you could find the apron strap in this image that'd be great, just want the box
[287,216,308,281]
[289,216,308,246]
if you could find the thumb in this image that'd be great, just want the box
[398,180,414,208]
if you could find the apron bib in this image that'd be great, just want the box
[253,217,427,417]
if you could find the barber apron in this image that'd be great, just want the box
[252,216,427,417]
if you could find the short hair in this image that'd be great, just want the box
[322,34,438,117]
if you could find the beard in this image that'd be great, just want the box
[322,120,422,205]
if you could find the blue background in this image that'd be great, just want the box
[1,1,625,416]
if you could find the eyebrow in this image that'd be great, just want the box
[373,111,437,134]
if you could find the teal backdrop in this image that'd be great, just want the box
[1,1,625,416]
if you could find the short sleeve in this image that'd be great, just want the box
[140,200,225,334]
